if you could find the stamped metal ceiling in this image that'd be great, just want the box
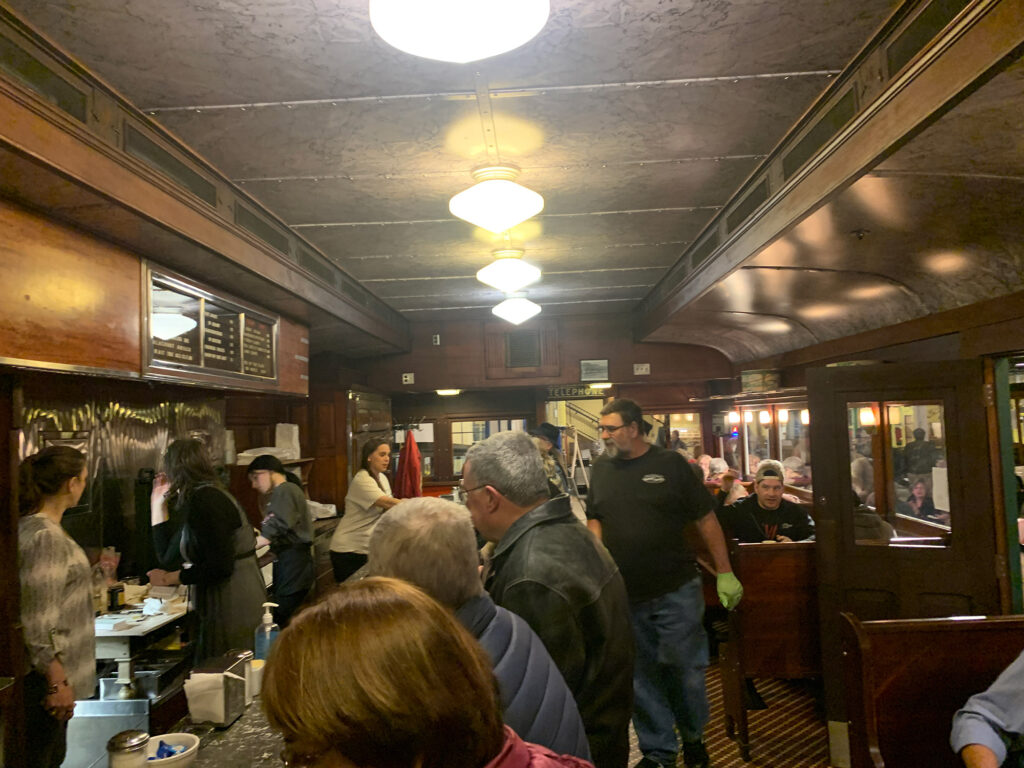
[11,0,1020,363]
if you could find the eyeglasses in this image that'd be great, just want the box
[456,482,491,504]
[280,745,328,768]
[597,423,627,434]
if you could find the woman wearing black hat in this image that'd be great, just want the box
[248,455,315,626]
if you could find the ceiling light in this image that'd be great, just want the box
[436,389,462,396]
[449,165,544,234]
[476,249,541,292]
[151,313,197,341]
[589,382,613,390]
[369,0,550,64]
[491,294,541,325]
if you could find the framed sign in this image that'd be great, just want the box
[580,359,609,382]
[146,266,279,387]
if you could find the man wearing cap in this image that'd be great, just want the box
[588,398,743,768]
[247,455,314,626]
[529,422,574,496]
[717,459,815,544]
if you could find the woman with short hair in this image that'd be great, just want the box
[263,577,594,768]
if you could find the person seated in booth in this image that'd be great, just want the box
[852,491,895,543]
[782,455,812,487]
[715,471,748,511]
[950,646,1024,768]
[696,454,713,481]
[263,578,596,768]
[368,497,591,760]
[717,460,815,543]
[706,457,729,485]
[897,479,947,524]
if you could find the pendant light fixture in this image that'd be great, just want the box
[476,249,541,293]
[151,313,197,341]
[369,0,550,64]
[449,165,543,234]
[492,294,541,325]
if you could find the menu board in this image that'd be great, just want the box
[149,271,277,382]
[243,316,274,378]
[203,301,241,372]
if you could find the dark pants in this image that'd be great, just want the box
[273,586,313,627]
[330,551,367,583]
[24,672,68,768]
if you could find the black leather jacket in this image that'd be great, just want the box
[485,495,634,768]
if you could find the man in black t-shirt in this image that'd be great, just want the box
[717,460,815,544]
[588,399,743,768]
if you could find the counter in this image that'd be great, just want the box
[181,701,281,768]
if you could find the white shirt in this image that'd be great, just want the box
[330,469,391,554]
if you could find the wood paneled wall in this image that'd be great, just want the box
[363,315,733,393]
[0,199,141,374]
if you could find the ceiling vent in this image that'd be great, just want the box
[506,330,541,368]
[124,125,217,206]
[782,89,857,180]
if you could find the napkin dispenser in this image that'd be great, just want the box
[183,653,247,727]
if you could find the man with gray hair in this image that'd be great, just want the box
[463,430,634,768]
[368,498,590,760]
[716,459,815,543]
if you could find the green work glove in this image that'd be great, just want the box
[717,572,743,610]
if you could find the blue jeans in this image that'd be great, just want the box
[630,576,709,762]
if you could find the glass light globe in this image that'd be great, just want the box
[369,0,550,64]
[476,250,541,292]
[151,313,197,341]
[492,296,541,325]
[450,176,544,234]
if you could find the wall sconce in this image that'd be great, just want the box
[800,409,810,425]
[743,410,754,423]
[758,410,771,425]
[728,411,740,424]
[858,407,876,426]
[778,409,789,424]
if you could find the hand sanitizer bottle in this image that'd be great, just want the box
[254,602,280,661]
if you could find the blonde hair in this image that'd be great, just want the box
[262,577,504,768]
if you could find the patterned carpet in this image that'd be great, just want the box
[628,666,830,768]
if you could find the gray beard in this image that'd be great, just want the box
[604,440,630,459]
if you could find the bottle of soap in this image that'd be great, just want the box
[254,602,280,661]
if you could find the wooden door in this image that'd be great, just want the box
[807,360,1010,758]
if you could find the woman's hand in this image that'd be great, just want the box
[146,568,181,587]
[150,472,171,526]
[44,680,75,721]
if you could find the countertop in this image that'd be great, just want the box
[181,700,282,768]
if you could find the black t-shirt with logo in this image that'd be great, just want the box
[588,444,714,603]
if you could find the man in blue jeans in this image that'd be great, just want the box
[588,399,744,768]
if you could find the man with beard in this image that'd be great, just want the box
[587,398,743,768]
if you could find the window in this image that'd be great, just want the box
[848,400,949,546]
[777,406,812,490]
[452,419,527,475]
[666,413,703,457]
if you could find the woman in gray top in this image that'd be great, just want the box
[248,455,314,626]
[18,446,95,768]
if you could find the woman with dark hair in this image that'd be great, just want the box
[148,438,265,660]
[248,454,314,626]
[18,446,93,768]
[329,438,401,582]
[263,577,593,768]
